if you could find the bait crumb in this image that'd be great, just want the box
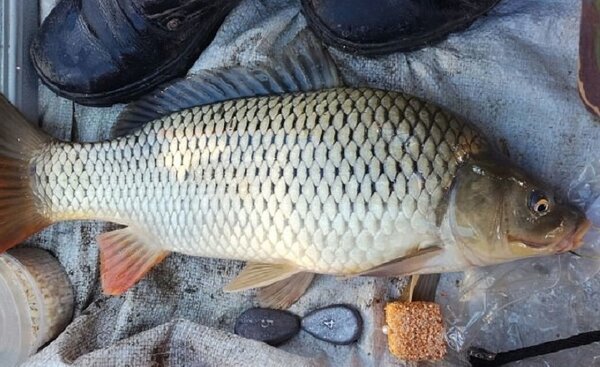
[384,301,446,361]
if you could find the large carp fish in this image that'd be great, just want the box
[0,39,589,308]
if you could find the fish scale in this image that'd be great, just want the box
[31,87,486,274]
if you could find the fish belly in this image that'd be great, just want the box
[31,88,485,274]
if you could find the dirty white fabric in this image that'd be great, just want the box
[23,0,600,366]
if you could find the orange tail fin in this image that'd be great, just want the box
[0,94,52,251]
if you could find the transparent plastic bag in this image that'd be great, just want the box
[438,161,600,366]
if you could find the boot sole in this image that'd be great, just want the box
[301,0,502,56]
[31,23,221,107]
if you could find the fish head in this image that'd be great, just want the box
[446,159,591,266]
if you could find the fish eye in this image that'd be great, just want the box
[529,190,550,214]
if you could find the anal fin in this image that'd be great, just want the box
[97,228,169,295]
[258,273,315,309]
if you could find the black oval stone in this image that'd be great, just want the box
[234,308,301,346]
[301,304,363,345]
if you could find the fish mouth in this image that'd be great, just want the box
[555,219,592,253]
[509,218,592,253]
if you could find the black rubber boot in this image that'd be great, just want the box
[301,0,501,56]
[30,0,240,107]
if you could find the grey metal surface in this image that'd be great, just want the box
[1,0,38,122]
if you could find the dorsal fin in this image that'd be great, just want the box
[113,31,342,137]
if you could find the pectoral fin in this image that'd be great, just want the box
[97,228,169,295]
[358,246,446,277]
[411,273,441,302]
[223,262,301,292]
[401,273,440,302]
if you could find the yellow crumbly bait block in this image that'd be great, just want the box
[384,301,447,361]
